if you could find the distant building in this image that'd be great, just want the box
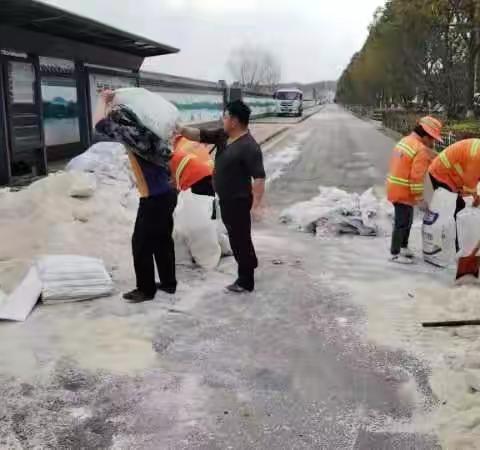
[0,0,178,185]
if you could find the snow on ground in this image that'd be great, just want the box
[0,134,313,380]
[282,185,480,449]
[264,130,312,183]
[2,120,479,447]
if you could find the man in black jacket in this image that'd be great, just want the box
[178,100,266,293]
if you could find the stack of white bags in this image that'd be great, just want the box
[37,255,114,304]
[0,255,113,322]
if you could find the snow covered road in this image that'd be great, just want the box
[0,105,462,448]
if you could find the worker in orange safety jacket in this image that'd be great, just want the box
[429,139,480,250]
[170,135,215,196]
[387,116,443,264]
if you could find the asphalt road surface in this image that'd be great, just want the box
[0,105,440,449]
[267,104,394,210]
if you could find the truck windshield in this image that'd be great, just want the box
[275,92,302,100]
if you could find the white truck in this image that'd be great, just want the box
[273,88,304,117]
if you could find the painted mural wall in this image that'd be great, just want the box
[159,91,223,124]
[38,69,276,148]
[41,77,80,147]
[244,96,276,117]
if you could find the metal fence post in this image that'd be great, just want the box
[0,55,11,185]
[75,61,92,149]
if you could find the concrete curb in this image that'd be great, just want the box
[258,127,290,146]
[297,105,324,123]
[256,106,324,146]
[253,105,325,126]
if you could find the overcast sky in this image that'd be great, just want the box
[41,0,385,83]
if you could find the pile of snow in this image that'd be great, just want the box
[280,186,393,236]
[0,141,229,300]
[66,142,132,185]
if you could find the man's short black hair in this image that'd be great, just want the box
[225,100,251,127]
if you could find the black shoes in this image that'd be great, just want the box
[123,283,177,303]
[123,289,155,303]
[226,282,253,294]
[156,282,177,295]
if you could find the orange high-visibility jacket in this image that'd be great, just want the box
[387,133,436,205]
[170,136,214,191]
[429,139,480,195]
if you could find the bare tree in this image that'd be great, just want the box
[227,44,281,92]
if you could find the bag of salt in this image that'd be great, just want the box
[174,191,221,270]
[457,207,480,258]
[112,88,179,141]
[422,188,458,267]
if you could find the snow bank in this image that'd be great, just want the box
[280,186,393,236]
[0,142,228,298]
[0,164,135,295]
[334,225,480,448]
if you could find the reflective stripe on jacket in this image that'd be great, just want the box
[386,133,436,205]
[170,137,214,191]
[429,139,480,195]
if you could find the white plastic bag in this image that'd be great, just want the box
[214,199,233,256]
[113,88,179,141]
[422,188,458,267]
[36,255,114,303]
[457,208,480,257]
[174,191,221,270]
[173,232,194,267]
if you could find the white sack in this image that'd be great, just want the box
[422,188,458,267]
[113,88,179,141]
[173,232,194,267]
[457,207,480,257]
[214,199,232,256]
[280,187,380,236]
[174,191,221,270]
[37,255,114,304]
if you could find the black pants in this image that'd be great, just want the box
[429,174,466,251]
[132,190,177,296]
[391,203,414,255]
[191,176,215,197]
[220,196,258,291]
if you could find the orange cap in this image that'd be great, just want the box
[418,116,443,143]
